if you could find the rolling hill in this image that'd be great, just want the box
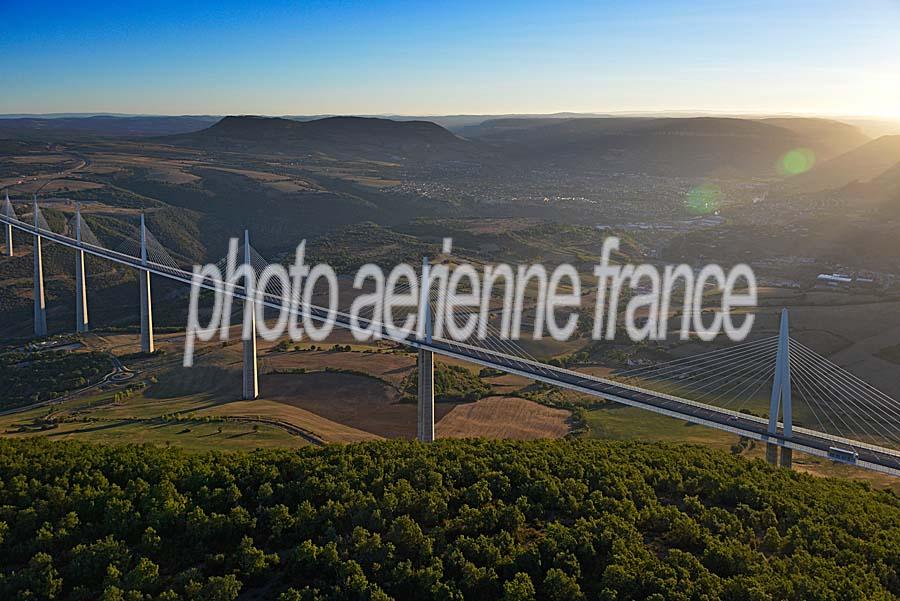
[160,115,877,178]
[166,115,482,162]
[759,117,870,160]
[461,116,868,177]
[780,134,900,194]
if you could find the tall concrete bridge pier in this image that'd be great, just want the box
[4,191,12,257]
[32,199,47,337]
[139,214,155,353]
[417,257,435,442]
[74,205,89,333]
[417,349,435,442]
[242,230,259,400]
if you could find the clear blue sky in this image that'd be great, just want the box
[2,0,898,117]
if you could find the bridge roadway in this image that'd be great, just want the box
[422,339,900,476]
[4,214,900,477]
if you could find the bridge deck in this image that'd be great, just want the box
[3,214,898,477]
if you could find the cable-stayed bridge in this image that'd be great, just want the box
[2,195,899,477]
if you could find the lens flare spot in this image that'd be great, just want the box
[779,148,816,176]
[686,183,720,215]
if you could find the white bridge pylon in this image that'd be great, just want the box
[242,230,259,400]
[32,198,47,337]
[767,308,793,467]
[417,256,434,442]
[2,191,13,257]
[74,204,89,333]
[139,214,155,353]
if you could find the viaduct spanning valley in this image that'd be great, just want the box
[3,196,899,478]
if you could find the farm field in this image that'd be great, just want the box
[0,328,576,448]
[2,316,899,493]
[436,396,571,439]
[2,418,306,451]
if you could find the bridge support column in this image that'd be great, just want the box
[242,320,258,400]
[768,308,793,468]
[780,447,792,469]
[417,348,434,442]
[242,230,258,400]
[74,205,89,333]
[33,200,47,337]
[416,256,434,442]
[4,191,12,257]
[139,214,154,353]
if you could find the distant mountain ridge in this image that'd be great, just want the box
[165,115,480,162]
[208,115,460,144]
[779,135,900,194]
[163,114,875,177]
[0,115,218,138]
[0,112,877,179]
[462,116,869,177]
[760,117,870,160]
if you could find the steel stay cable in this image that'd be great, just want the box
[788,345,900,446]
[691,355,780,405]
[790,338,900,417]
[615,335,778,377]
[615,337,778,382]
[789,341,900,424]
[625,341,779,396]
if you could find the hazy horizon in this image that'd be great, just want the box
[3,110,900,121]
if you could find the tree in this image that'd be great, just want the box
[198,575,242,601]
[503,573,536,601]
[0,438,897,600]
[124,557,159,593]
[387,515,432,565]
[542,568,583,601]
[236,536,278,578]
[20,552,63,600]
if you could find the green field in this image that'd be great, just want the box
[3,418,306,452]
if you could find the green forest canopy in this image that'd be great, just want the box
[0,351,110,410]
[0,438,897,600]
[402,364,491,403]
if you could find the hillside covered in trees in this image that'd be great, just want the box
[0,438,897,600]
[0,350,110,410]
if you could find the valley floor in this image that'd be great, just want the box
[1,323,897,494]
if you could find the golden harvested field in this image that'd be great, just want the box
[436,396,571,439]
[196,398,378,443]
[258,371,456,439]
[200,166,320,191]
[264,348,415,385]
[481,372,531,394]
